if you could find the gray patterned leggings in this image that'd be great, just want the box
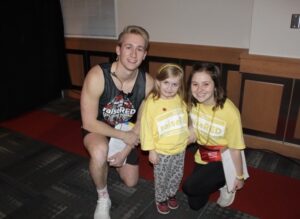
[153,151,185,202]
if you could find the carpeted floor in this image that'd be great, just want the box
[0,97,300,219]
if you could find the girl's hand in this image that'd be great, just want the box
[232,178,244,192]
[149,150,159,165]
[188,126,196,144]
[188,130,197,144]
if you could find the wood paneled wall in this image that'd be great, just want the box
[64,37,300,158]
[240,52,300,158]
[65,38,246,65]
[240,52,300,79]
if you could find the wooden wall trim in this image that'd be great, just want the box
[148,42,246,65]
[240,52,300,79]
[65,37,247,65]
[65,38,116,53]
[244,134,300,159]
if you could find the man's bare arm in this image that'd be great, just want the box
[80,65,138,145]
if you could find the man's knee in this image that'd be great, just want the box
[119,170,139,187]
[86,145,109,167]
[123,177,138,187]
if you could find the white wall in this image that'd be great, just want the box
[249,0,300,58]
[117,0,253,49]
[61,0,116,38]
[117,0,300,59]
[61,0,300,58]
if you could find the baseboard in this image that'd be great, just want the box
[244,134,300,159]
[62,89,81,100]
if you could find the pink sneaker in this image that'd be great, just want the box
[156,201,170,214]
[167,196,179,209]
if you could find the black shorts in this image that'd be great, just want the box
[81,127,139,165]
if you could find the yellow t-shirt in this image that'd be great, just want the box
[190,99,245,164]
[140,94,189,155]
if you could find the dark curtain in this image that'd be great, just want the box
[1,0,70,121]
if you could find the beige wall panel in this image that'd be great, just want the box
[90,56,110,69]
[184,65,193,93]
[148,62,163,78]
[185,65,193,85]
[241,80,283,134]
[294,108,300,139]
[226,71,241,107]
[67,54,85,86]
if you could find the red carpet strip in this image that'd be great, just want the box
[1,110,300,219]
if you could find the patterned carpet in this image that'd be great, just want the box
[0,97,299,219]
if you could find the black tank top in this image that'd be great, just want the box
[98,63,146,127]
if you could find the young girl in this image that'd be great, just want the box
[140,63,189,215]
[182,63,246,210]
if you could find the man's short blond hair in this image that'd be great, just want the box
[117,25,150,50]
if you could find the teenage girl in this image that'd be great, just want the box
[182,62,246,210]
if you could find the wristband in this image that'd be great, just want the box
[236,174,244,180]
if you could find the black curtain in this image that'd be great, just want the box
[1,0,70,121]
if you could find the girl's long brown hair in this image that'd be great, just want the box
[186,63,226,111]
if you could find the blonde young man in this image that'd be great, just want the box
[80,25,154,219]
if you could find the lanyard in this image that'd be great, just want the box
[196,104,216,146]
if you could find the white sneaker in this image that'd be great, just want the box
[94,197,111,219]
[217,186,236,207]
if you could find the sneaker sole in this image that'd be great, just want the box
[168,204,179,210]
[156,208,170,215]
[156,204,170,214]
[217,192,236,207]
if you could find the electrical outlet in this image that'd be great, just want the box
[290,14,300,29]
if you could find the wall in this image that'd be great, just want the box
[64,0,300,158]
[250,0,300,58]
[117,0,253,48]
[60,0,116,38]
[60,0,300,58]
[117,0,300,59]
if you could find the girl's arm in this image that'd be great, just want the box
[187,115,196,144]
[229,148,245,191]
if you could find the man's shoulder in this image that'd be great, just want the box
[86,65,104,79]
[82,65,105,95]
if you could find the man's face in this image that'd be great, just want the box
[116,33,147,71]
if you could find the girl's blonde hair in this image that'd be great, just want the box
[152,63,185,102]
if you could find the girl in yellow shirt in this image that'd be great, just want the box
[140,63,190,214]
[182,63,246,210]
